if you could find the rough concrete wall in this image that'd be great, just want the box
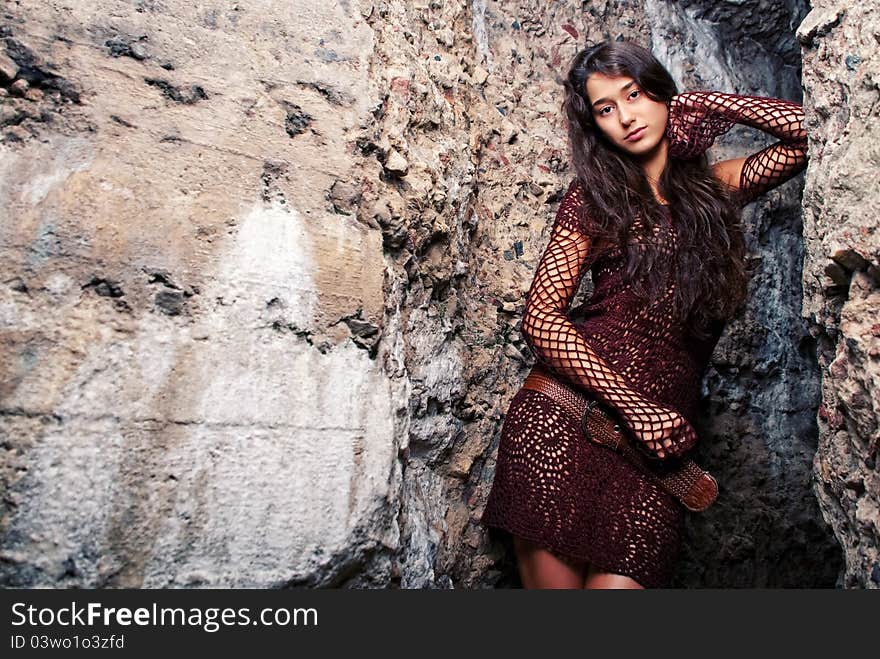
[1,1,398,587]
[0,0,857,589]
[797,1,880,589]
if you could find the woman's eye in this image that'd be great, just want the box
[598,90,639,116]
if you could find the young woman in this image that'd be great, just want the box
[480,40,808,589]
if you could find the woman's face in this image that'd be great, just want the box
[585,72,668,157]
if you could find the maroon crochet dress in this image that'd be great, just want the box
[480,91,808,587]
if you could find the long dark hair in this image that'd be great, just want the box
[563,40,749,341]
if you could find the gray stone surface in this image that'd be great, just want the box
[1,0,867,589]
[1,0,397,588]
[797,0,880,589]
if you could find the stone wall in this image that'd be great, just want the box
[1,0,397,587]
[797,1,880,589]
[1,0,866,588]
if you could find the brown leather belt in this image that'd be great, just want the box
[520,365,718,512]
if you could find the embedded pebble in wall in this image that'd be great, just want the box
[105,36,149,60]
[0,52,18,81]
[384,149,409,176]
[10,78,28,96]
[824,261,850,287]
[144,78,208,104]
[154,290,185,316]
[82,276,125,298]
[329,180,361,215]
[129,41,148,60]
[283,105,313,137]
[831,248,870,272]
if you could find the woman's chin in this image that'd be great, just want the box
[621,135,662,157]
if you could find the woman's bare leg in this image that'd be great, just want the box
[513,535,589,589]
[583,563,645,589]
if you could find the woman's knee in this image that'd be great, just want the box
[583,566,645,589]
[513,535,588,589]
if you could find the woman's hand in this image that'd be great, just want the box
[665,91,735,159]
[622,402,698,460]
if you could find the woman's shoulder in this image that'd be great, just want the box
[562,176,587,204]
[561,176,622,252]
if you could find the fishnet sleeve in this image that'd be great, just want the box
[520,180,698,460]
[666,91,808,205]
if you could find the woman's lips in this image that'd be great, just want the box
[625,127,646,141]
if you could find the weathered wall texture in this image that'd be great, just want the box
[0,0,866,588]
[1,0,398,587]
[797,1,880,589]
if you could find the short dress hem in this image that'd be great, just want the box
[480,386,684,590]
[480,515,669,588]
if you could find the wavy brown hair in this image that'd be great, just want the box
[563,40,749,341]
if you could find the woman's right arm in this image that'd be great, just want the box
[520,180,698,460]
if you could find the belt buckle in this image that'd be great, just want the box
[581,398,624,451]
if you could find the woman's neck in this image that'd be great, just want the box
[637,135,669,183]
[635,136,670,204]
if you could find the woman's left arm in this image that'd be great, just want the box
[667,91,808,205]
